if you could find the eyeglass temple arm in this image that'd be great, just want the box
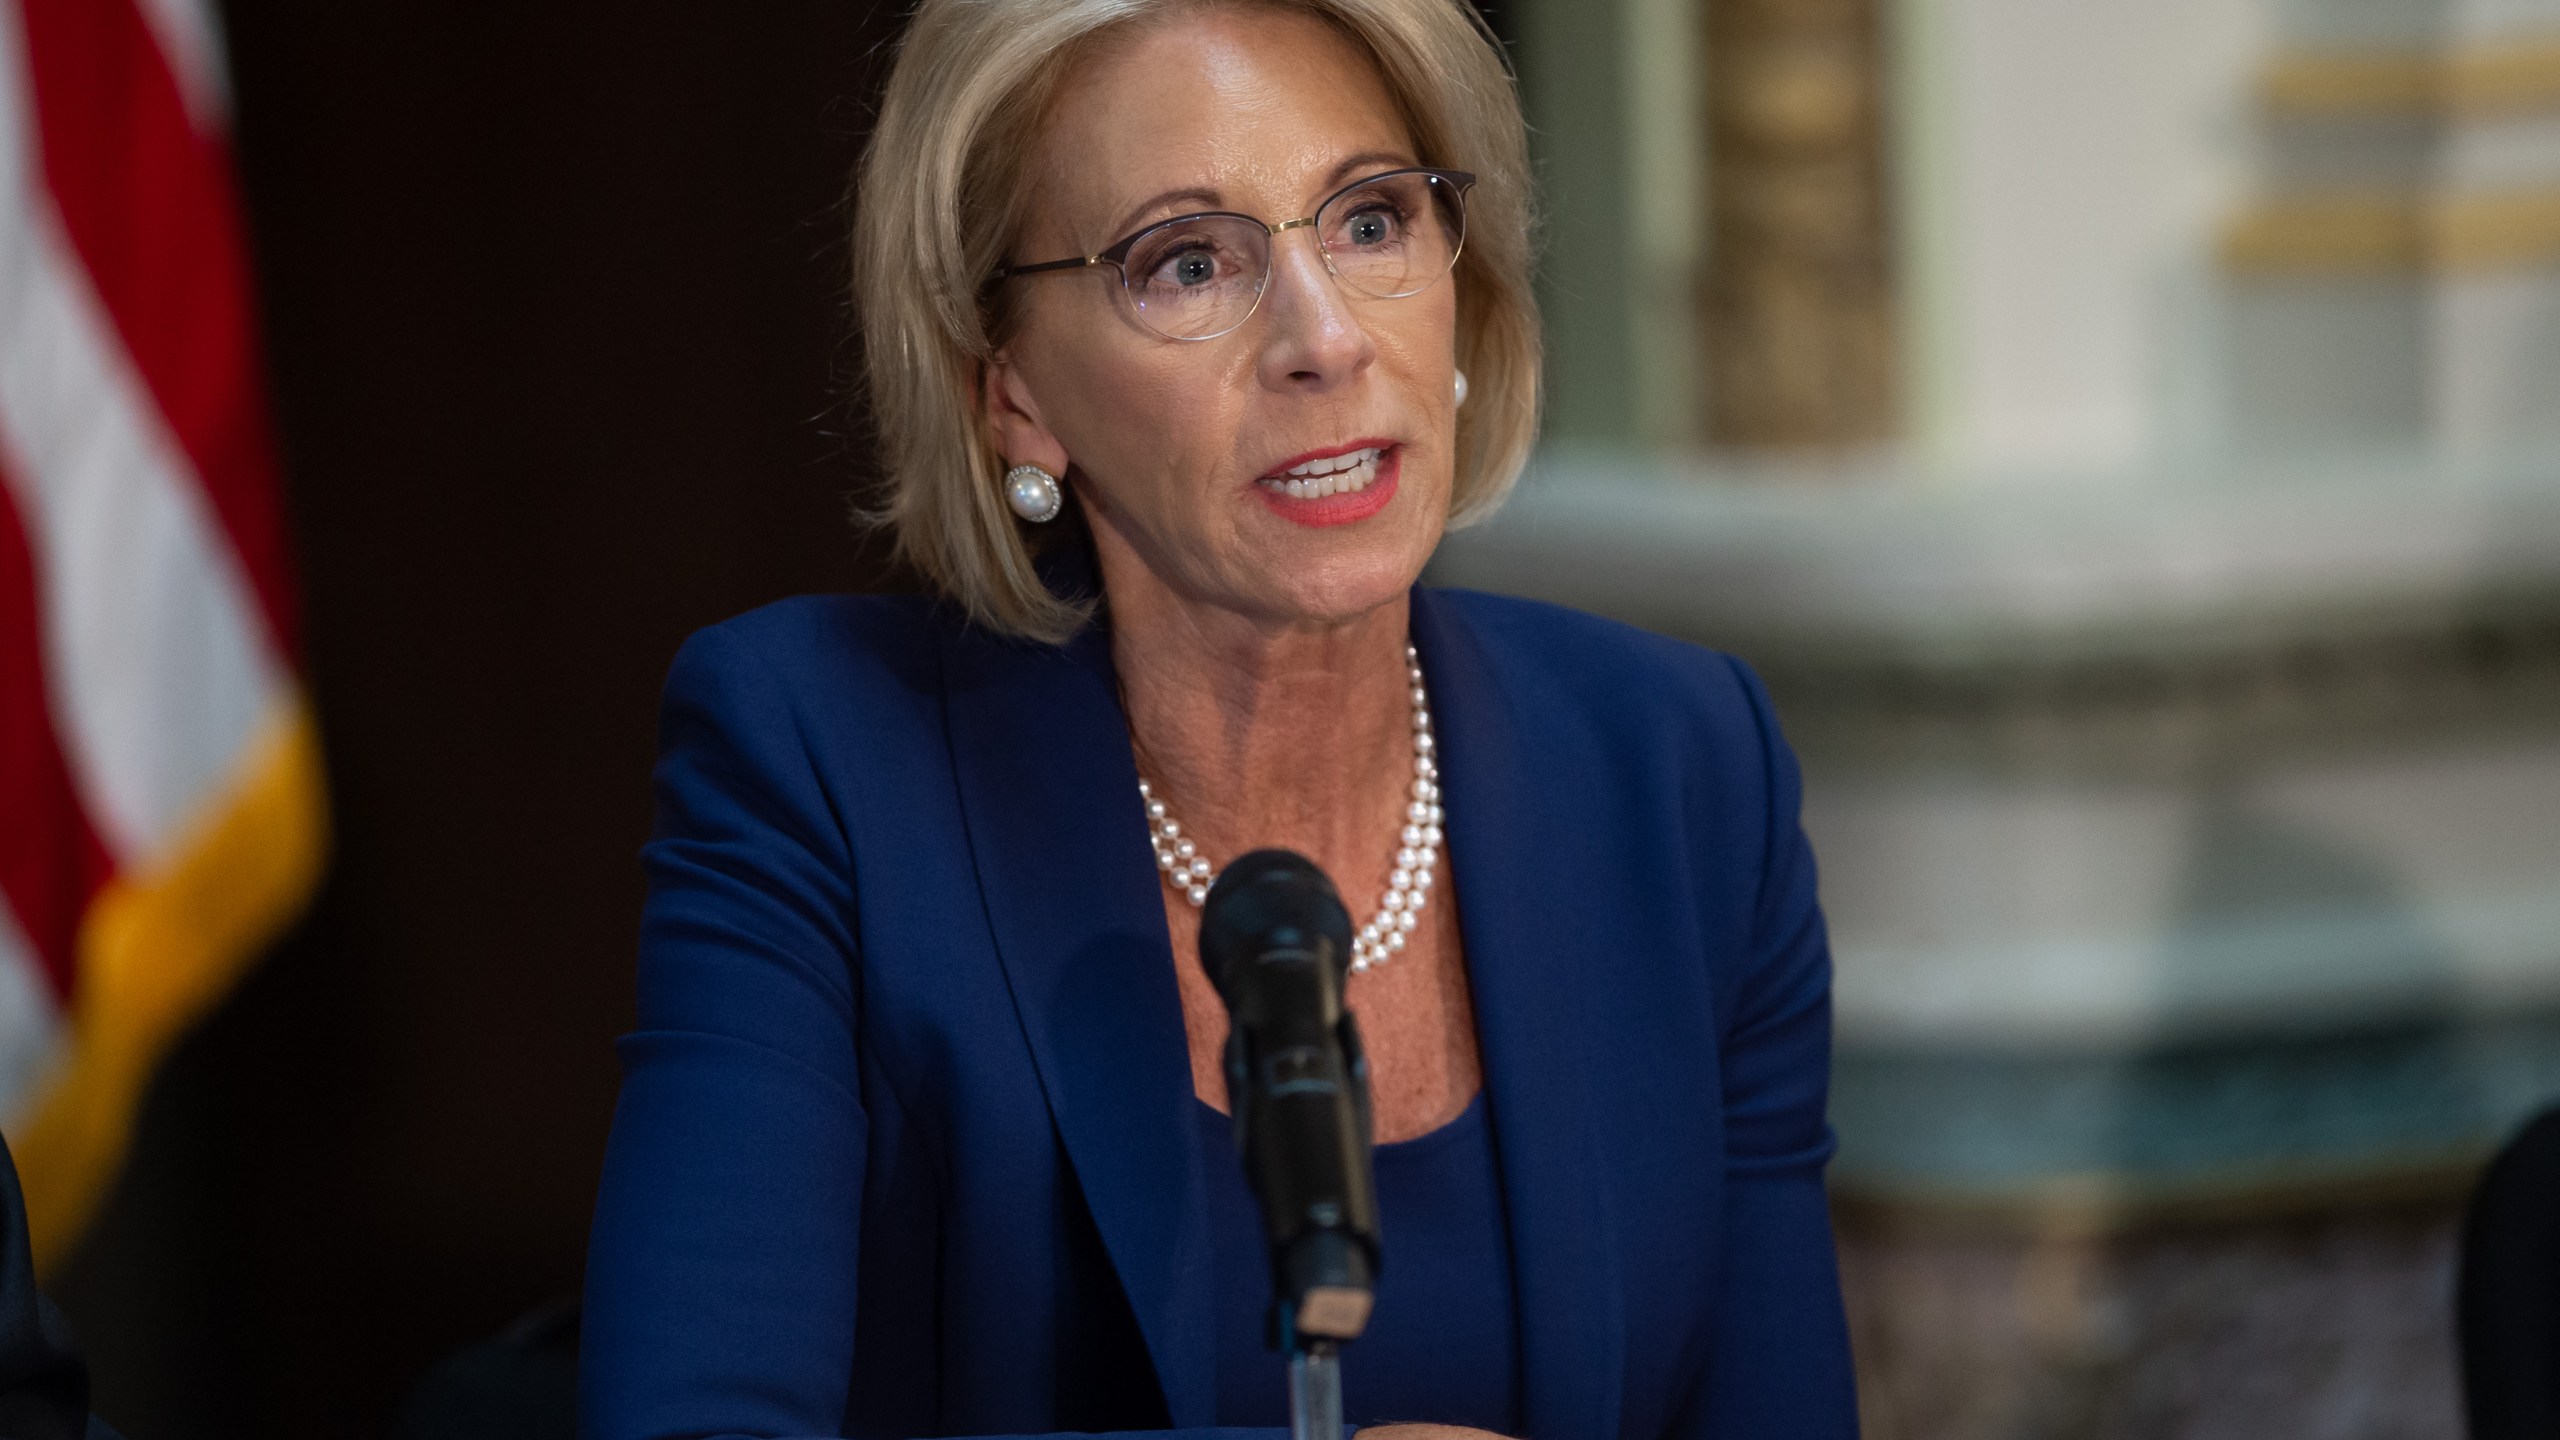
[991,254,1102,281]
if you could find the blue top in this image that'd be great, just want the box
[1200,1092,1519,1431]
[579,571,1858,1440]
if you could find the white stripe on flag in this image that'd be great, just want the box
[0,900,64,1122]
[132,0,229,131]
[0,0,283,868]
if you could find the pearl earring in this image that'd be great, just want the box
[1004,463,1063,524]
[1454,370,1469,408]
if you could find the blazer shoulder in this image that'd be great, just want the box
[1426,585,1767,732]
[664,591,948,713]
[676,590,939,675]
[653,591,956,800]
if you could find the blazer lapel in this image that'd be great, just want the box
[1414,588,1627,1440]
[936,609,1218,1428]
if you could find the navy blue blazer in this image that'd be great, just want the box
[580,580,1857,1440]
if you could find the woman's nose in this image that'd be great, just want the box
[1254,229,1375,392]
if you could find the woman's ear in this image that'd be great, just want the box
[979,353,1071,477]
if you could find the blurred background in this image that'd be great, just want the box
[12,0,2557,1436]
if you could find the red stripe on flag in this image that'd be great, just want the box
[0,468,111,1001]
[15,0,298,659]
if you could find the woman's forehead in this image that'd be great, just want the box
[1035,7,1415,235]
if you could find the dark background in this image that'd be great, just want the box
[52,4,908,1436]
[49,3,1517,1437]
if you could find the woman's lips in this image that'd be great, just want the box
[1253,445,1399,528]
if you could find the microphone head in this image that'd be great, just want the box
[1198,849,1353,1007]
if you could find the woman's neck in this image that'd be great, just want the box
[1097,549,1419,889]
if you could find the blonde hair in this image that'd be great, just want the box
[851,0,1541,641]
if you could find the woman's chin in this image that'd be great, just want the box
[1223,488,1444,626]
[1243,553,1429,629]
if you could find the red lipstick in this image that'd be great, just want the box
[1253,445,1400,528]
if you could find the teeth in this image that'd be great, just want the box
[1280,446,1381,479]
[1262,447,1385,500]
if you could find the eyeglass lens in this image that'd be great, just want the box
[1122,171,1467,341]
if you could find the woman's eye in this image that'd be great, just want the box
[1143,240,1226,287]
[1343,207,1401,247]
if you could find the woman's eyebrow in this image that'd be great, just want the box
[1107,185,1227,241]
[1318,149,1419,192]
[1102,150,1423,240]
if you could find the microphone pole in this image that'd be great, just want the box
[1199,851,1381,1440]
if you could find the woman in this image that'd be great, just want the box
[580,1,1856,1437]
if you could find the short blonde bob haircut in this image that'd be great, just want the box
[852,0,1541,642]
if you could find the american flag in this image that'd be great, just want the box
[0,0,323,1265]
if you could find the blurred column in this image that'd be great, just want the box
[1699,0,1898,447]
[1513,0,1704,449]
[2219,19,2560,454]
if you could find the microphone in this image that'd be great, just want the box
[1198,849,1381,1354]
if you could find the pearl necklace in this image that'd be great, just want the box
[1139,644,1443,974]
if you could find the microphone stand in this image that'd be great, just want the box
[1289,1342,1342,1440]
[1199,852,1381,1440]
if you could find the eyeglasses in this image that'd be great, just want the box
[989,167,1475,342]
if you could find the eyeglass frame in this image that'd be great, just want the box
[986,166,1478,342]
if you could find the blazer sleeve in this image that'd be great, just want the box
[1672,656,1861,1440]
[580,622,875,1440]
[580,626,1330,1440]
